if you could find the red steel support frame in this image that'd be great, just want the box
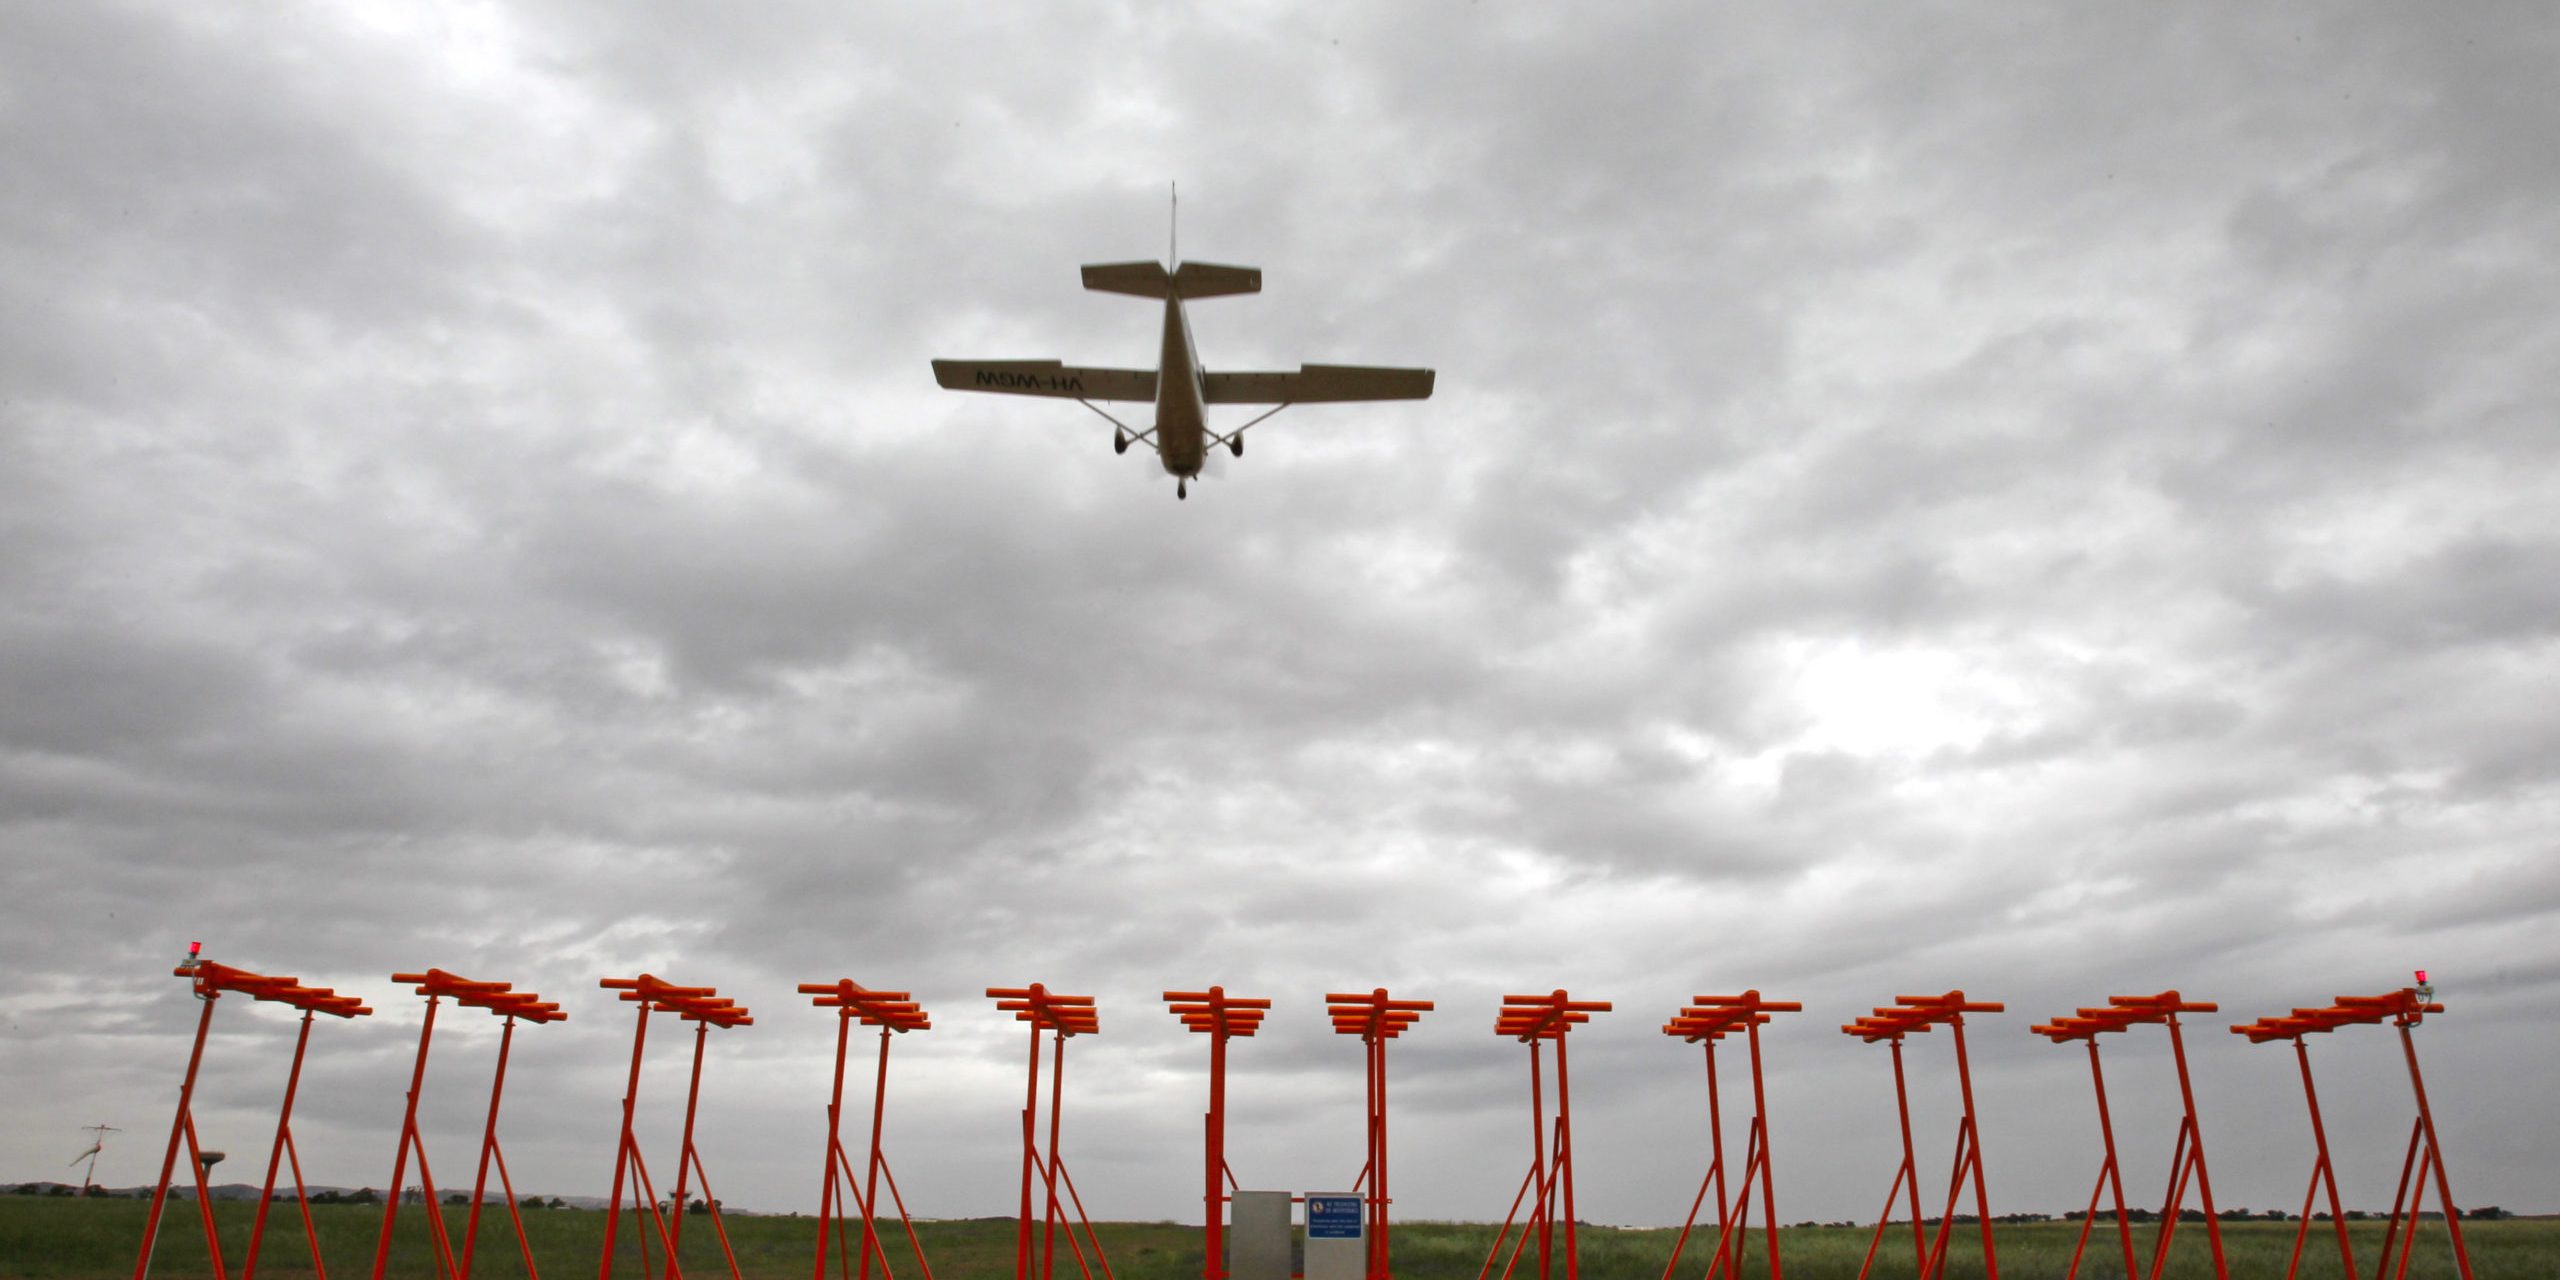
[988,985,1111,1280]
[1164,988,1272,1280]
[1657,991,1801,1280]
[134,950,372,1280]
[804,979,935,1280]
[2230,1006,2362,1280]
[1475,990,1612,1280]
[2032,991,2226,1280]
[1844,991,2003,1280]
[1328,989,1434,1280]
[2234,983,2474,1280]
[596,974,754,1280]
[371,970,565,1280]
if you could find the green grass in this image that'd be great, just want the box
[2,1196,2544,1279]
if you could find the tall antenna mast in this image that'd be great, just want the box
[74,1123,119,1193]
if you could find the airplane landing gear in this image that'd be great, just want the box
[1113,429,1129,455]
[1177,479,1188,500]
[1228,436,1243,458]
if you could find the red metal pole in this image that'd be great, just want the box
[180,1107,231,1280]
[2291,1039,2354,1280]
[670,1020,711,1269]
[242,1009,315,1280]
[2398,1021,2477,1280]
[1555,1026,1580,1280]
[1372,1035,1389,1280]
[816,1007,852,1280]
[600,1000,653,1280]
[460,1014,519,1280]
[1948,1015,1998,1280]
[1205,1002,1226,1280]
[1659,1049,1723,1280]
[1529,1041,1550,1280]
[371,994,441,1280]
[1703,1040,1729,1279]
[1044,1031,1067,1280]
[1888,1040,1924,1273]
[2077,1042,2135,1280]
[137,991,220,1280]
[861,1026,894,1280]
[1017,1018,1042,1280]
[1745,1016,1780,1280]
[2159,1012,2226,1280]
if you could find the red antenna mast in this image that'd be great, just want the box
[133,953,372,1280]
[1164,987,1272,1280]
[368,969,564,1280]
[1327,989,1434,1280]
[1842,991,2003,1280]
[803,979,936,1280]
[1474,990,1612,1280]
[1658,991,1802,1280]
[988,985,1111,1280]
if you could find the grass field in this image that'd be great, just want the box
[1,1196,2539,1279]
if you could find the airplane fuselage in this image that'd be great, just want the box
[1155,295,1207,478]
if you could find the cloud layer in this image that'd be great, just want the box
[4,2,2555,1226]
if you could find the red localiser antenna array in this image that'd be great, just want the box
[370,969,564,1280]
[1163,988,1272,1280]
[2031,990,2226,1280]
[988,985,1110,1280]
[1657,991,1802,1280]
[133,952,372,1280]
[2232,981,2474,1280]
[1475,991,1612,1280]
[595,975,754,1280]
[1327,989,1434,1280]
[1842,991,2003,1280]
[802,979,935,1280]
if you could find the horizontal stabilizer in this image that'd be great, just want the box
[1081,260,1262,300]
[1203,363,1435,404]
[932,359,1156,402]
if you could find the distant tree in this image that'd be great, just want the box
[446,1193,470,1206]
[352,1187,381,1206]
[2467,1206,2509,1221]
[46,1185,74,1197]
[312,1189,343,1204]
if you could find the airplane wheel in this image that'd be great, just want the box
[1178,480,1188,500]
[1229,437,1243,458]
[1113,431,1129,455]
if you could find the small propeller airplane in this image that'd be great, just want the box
[932,192,1434,499]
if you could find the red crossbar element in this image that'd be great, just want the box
[1328,990,1434,1280]
[1476,991,1612,1280]
[2032,991,2226,1280]
[803,980,934,1280]
[1844,991,2003,1280]
[988,986,1111,1280]
[370,970,565,1280]
[134,955,372,1280]
[596,975,754,1280]
[1658,992,1801,1280]
[2232,982,2473,1280]
[1164,989,1272,1280]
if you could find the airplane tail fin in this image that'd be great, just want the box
[1081,260,1262,300]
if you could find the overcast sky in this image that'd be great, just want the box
[5,1,2557,1236]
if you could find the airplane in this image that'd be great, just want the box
[931,201,1434,500]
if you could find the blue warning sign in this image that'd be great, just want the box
[1307,1195,1362,1240]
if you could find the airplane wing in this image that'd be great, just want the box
[932,359,1157,403]
[1201,364,1435,404]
